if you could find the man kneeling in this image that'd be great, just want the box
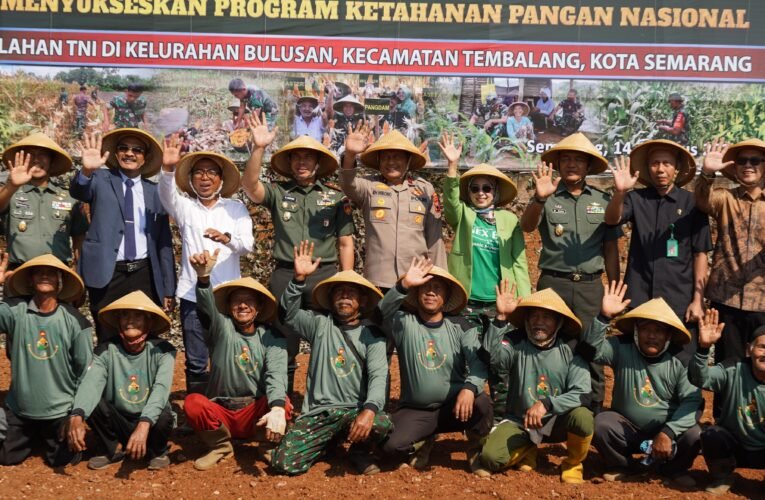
[67,291,176,470]
[272,242,391,475]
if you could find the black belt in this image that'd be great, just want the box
[542,270,602,282]
[275,260,335,269]
[115,258,149,273]
[212,396,255,411]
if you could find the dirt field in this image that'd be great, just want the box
[0,350,763,500]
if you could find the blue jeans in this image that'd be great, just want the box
[180,298,209,378]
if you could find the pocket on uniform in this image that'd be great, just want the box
[369,206,391,223]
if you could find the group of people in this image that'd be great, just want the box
[0,111,763,495]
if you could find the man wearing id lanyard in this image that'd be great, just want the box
[606,139,711,350]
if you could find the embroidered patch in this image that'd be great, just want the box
[586,205,605,214]
[26,330,59,360]
[118,372,150,404]
[417,339,446,370]
[332,345,356,377]
[633,376,660,407]
[235,345,257,374]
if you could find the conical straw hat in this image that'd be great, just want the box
[721,138,765,182]
[459,164,518,206]
[297,96,319,107]
[507,288,582,337]
[6,254,84,303]
[213,278,278,323]
[613,298,691,345]
[629,139,696,188]
[175,151,241,198]
[270,135,338,180]
[403,266,468,315]
[541,133,608,175]
[332,95,364,114]
[228,98,244,113]
[102,128,163,178]
[508,101,530,116]
[361,130,428,171]
[98,291,171,336]
[312,270,384,316]
[2,132,73,177]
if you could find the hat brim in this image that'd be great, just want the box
[721,139,765,182]
[213,279,278,324]
[175,152,240,198]
[403,268,467,315]
[360,131,428,171]
[629,140,696,188]
[506,305,582,338]
[540,133,609,175]
[509,102,530,116]
[312,272,383,317]
[102,128,163,178]
[6,254,84,303]
[270,138,339,180]
[459,166,518,206]
[613,316,690,345]
[2,133,73,177]
[98,295,172,336]
[298,97,319,107]
[333,102,364,114]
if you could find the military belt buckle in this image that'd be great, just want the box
[126,261,139,273]
[571,273,582,282]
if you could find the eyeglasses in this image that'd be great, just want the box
[735,156,763,167]
[117,145,145,155]
[192,169,221,179]
[470,185,494,194]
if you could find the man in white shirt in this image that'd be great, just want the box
[291,96,326,142]
[159,135,253,392]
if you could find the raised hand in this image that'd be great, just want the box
[531,161,560,200]
[344,120,371,156]
[702,137,734,174]
[610,155,638,193]
[495,280,519,320]
[76,132,109,174]
[600,280,630,319]
[244,111,277,149]
[0,252,12,287]
[698,308,725,348]
[162,133,183,170]
[189,248,220,279]
[6,150,33,187]
[401,256,433,290]
[293,240,321,281]
[438,131,462,166]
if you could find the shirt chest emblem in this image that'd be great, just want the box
[633,376,661,407]
[119,373,150,404]
[235,345,258,374]
[739,396,764,429]
[332,345,356,378]
[26,330,59,361]
[527,374,559,400]
[417,339,446,370]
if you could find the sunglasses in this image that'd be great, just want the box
[117,145,145,155]
[470,185,494,194]
[735,156,763,167]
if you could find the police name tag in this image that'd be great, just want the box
[52,201,73,211]
[667,238,679,258]
[586,205,605,214]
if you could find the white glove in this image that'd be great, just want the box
[257,406,286,437]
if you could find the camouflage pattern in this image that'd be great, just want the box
[272,407,393,475]
[109,94,147,129]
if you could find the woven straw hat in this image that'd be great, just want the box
[98,291,171,336]
[459,164,517,206]
[6,254,84,303]
[361,130,428,171]
[228,98,244,113]
[403,266,468,315]
[541,132,609,175]
[721,138,765,182]
[332,95,364,114]
[213,278,278,323]
[629,139,696,188]
[613,298,691,345]
[2,132,73,177]
[175,151,240,198]
[312,270,384,316]
[270,135,338,180]
[508,101,530,116]
[507,288,583,337]
[102,128,163,178]
[297,96,319,107]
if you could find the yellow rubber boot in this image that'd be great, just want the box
[560,433,592,484]
[516,446,538,472]
[194,425,234,471]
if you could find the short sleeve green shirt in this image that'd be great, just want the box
[538,183,622,274]
[262,180,354,263]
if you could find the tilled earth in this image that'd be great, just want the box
[0,352,763,499]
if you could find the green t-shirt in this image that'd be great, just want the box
[72,338,176,424]
[469,216,501,301]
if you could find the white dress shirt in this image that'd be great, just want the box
[117,171,148,261]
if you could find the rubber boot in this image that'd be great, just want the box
[408,435,436,470]
[516,445,538,472]
[194,425,234,471]
[465,431,491,477]
[348,443,381,475]
[560,433,592,484]
[705,457,736,495]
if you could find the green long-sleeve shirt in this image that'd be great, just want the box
[581,316,701,438]
[482,320,590,424]
[0,298,93,419]
[280,279,388,417]
[377,285,487,409]
[72,338,175,424]
[689,348,765,451]
[196,282,287,406]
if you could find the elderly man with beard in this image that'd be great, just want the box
[690,311,765,495]
[0,254,93,467]
[580,287,702,488]
[67,291,176,470]
[71,130,175,342]
[243,112,354,397]
[477,284,593,484]
[272,241,390,475]
[291,96,327,142]
[159,135,253,394]
[183,250,290,471]
[376,257,491,475]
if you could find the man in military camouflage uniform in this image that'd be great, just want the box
[470,93,507,138]
[657,93,690,146]
[229,78,278,128]
[105,83,147,130]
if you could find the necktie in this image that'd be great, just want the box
[124,179,136,261]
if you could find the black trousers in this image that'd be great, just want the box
[88,261,158,343]
[592,410,701,476]
[382,392,493,458]
[701,424,765,469]
[87,399,173,459]
[0,408,77,466]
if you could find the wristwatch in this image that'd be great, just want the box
[223,232,232,243]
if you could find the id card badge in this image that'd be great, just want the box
[666,238,679,257]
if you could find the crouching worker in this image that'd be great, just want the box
[376,257,492,475]
[0,254,93,467]
[479,283,593,484]
[67,291,176,470]
[184,250,291,470]
[272,242,391,475]
[580,286,702,487]
[690,310,765,495]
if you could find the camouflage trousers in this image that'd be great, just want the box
[272,407,393,475]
